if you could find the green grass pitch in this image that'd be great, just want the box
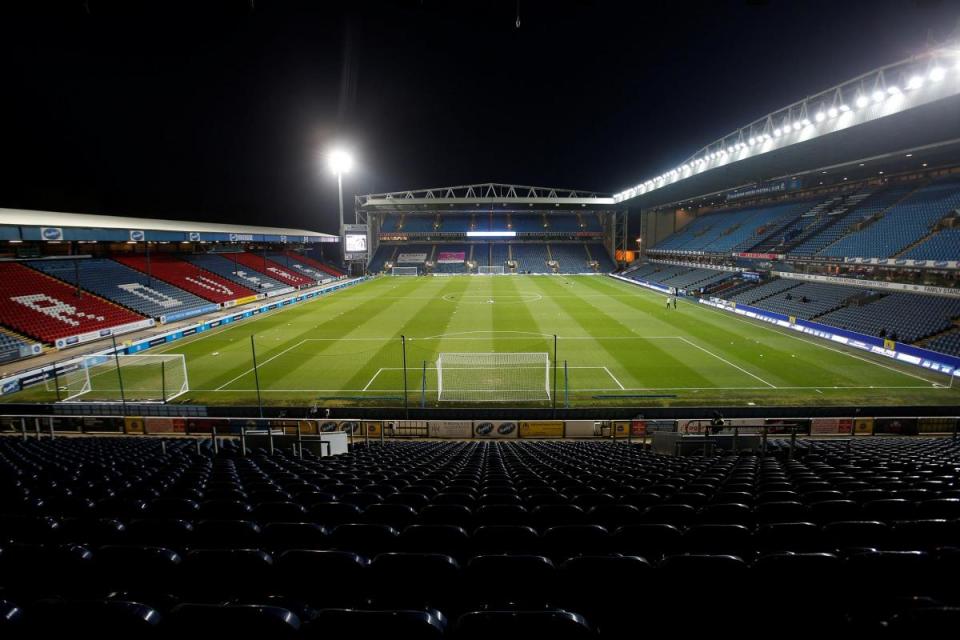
[11,275,960,408]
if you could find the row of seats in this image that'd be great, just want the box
[225,253,315,287]
[815,291,960,343]
[181,253,290,292]
[820,177,960,259]
[28,259,213,320]
[3,437,960,634]
[0,262,145,342]
[113,254,256,304]
[746,281,856,320]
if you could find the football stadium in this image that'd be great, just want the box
[2,2,960,637]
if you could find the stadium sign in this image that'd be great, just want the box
[725,179,801,202]
[41,227,63,241]
[396,253,427,263]
[734,252,784,260]
[774,271,960,299]
[129,229,145,241]
[843,256,959,270]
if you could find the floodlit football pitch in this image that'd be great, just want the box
[13,275,960,408]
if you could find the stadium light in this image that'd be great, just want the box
[327,148,354,248]
[907,75,924,90]
[855,95,870,108]
[929,66,946,82]
[887,85,901,96]
[815,111,826,122]
[839,103,850,112]
[871,90,886,103]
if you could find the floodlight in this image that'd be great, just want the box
[815,111,826,122]
[328,149,353,175]
[792,122,802,131]
[887,85,901,96]
[748,137,756,145]
[929,66,946,82]
[871,90,885,103]
[855,95,870,108]
[801,118,811,127]
[907,75,924,90]
[773,128,781,137]
[839,104,850,112]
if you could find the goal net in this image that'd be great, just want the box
[391,266,418,276]
[478,266,505,275]
[437,352,550,402]
[53,353,189,403]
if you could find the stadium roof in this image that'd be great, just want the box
[0,208,337,243]
[615,42,960,210]
[357,183,614,211]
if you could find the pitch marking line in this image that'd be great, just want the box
[603,366,626,390]
[215,339,309,391]
[199,384,937,393]
[677,337,777,389]
[685,296,941,386]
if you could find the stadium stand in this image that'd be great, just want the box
[438,215,471,232]
[815,292,960,343]
[267,254,334,282]
[546,216,582,232]
[899,227,960,261]
[511,215,546,232]
[380,214,400,232]
[743,282,857,320]
[924,328,960,357]
[549,244,590,273]
[400,216,434,232]
[490,243,509,269]
[181,254,290,292]
[28,259,213,320]
[586,244,615,272]
[819,177,960,259]
[3,436,960,637]
[0,328,35,364]
[511,244,550,272]
[0,262,144,342]
[114,255,257,304]
[660,268,733,291]
[433,245,468,274]
[281,251,344,278]
[727,278,801,305]
[581,214,603,232]
[221,253,314,287]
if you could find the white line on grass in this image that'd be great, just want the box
[214,339,308,391]
[677,337,777,388]
[362,368,384,391]
[603,366,626,390]
[198,384,937,393]
[687,296,941,385]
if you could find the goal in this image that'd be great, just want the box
[391,266,418,276]
[52,353,189,403]
[436,352,550,402]
[478,266,505,275]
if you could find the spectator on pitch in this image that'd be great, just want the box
[665,297,671,310]
[673,297,677,309]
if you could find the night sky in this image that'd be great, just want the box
[0,0,958,233]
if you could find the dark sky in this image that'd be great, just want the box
[1,0,958,233]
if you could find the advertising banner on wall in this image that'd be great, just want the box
[564,420,600,437]
[810,418,853,435]
[428,421,472,438]
[472,420,519,438]
[854,417,874,435]
[519,421,564,438]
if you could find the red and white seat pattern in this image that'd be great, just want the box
[0,263,144,343]
[228,253,315,287]
[284,251,344,277]
[114,255,257,304]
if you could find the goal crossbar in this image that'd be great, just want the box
[55,353,189,403]
[437,352,550,402]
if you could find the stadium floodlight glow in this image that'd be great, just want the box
[887,85,901,96]
[929,66,946,82]
[907,75,924,90]
[871,90,886,103]
[801,118,811,127]
[748,136,756,145]
[328,149,353,175]
[773,128,781,137]
[855,94,870,108]
[467,231,516,238]
[827,106,838,118]
[792,121,801,131]
[815,111,826,122]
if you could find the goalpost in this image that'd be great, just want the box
[52,353,190,403]
[478,266,505,275]
[391,266,419,276]
[436,352,550,402]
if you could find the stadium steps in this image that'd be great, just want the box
[815,183,925,256]
[750,197,842,252]
[892,211,960,259]
[915,322,960,348]
[285,251,344,277]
